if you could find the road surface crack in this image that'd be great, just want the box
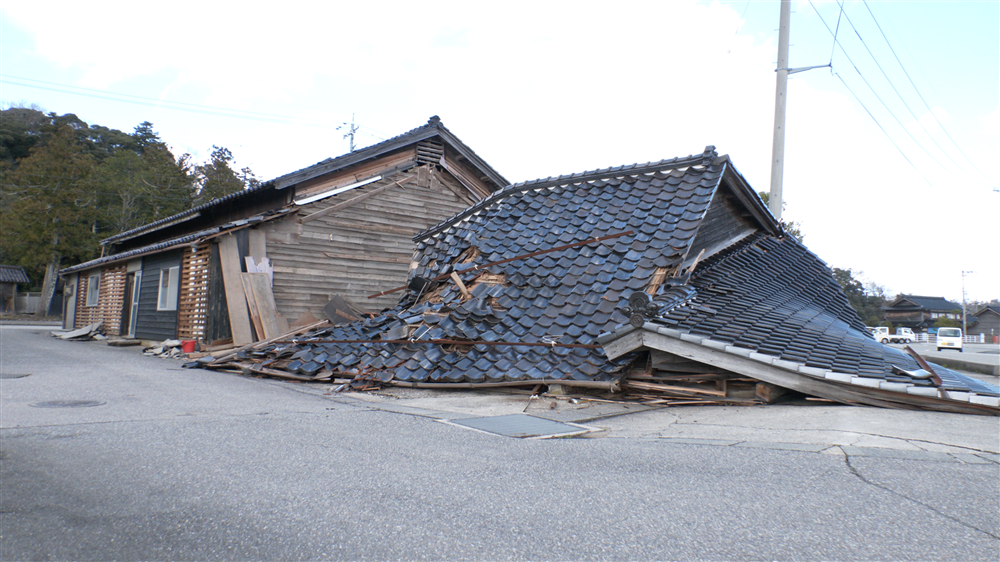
[843,454,999,540]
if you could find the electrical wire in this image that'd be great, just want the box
[836,2,968,177]
[861,0,997,186]
[807,1,952,180]
[832,72,930,186]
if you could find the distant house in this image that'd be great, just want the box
[968,306,1000,339]
[883,295,962,331]
[0,265,30,314]
[59,117,506,344]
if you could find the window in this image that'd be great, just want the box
[157,266,180,311]
[86,273,101,307]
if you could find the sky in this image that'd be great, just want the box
[1,1,997,304]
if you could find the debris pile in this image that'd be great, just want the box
[51,321,106,341]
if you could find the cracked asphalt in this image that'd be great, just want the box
[2,324,998,560]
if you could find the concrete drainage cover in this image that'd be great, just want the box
[444,414,598,439]
[0,373,32,379]
[29,400,106,408]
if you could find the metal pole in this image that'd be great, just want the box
[768,0,791,221]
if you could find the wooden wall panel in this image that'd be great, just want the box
[74,266,125,333]
[177,244,211,341]
[135,251,182,341]
[266,171,474,319]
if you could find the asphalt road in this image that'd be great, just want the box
[2,325,998,561]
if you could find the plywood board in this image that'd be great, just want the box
[240,273,264,341]
[248,272,281,339]
[219,235,253,345]
[249,230,267,261]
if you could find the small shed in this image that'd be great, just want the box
[60,117,507,344]
[968,306,1000,340]
[0,265,30,314]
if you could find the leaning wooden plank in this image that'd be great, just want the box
[218,235,254,346]
[248,272,281,339]
[240,273,265,341]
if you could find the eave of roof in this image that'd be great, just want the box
[62,209,293,275]
[269,116,508,191]
[100,116,507,248]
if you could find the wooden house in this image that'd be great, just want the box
[882,295,963,331]
[60,117,507,345]
[968,306,1000,340]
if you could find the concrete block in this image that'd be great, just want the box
[655,326,681,339]
[824,372,853,383]
[969,394,1000,407]
[850,377,881,388]
[906,386,939,397]
[772,358,800,372]
[679,333,702,344]
[879,381,911,393]
[798,365,826,377]
[725,345,753,357]
[700,338,726,350]
[943,390,970,402]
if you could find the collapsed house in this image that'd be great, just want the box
[59,117,506,345]
[200,146,999,416]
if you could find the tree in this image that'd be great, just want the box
[92,122,194,233]
[0,125,100,308]
[194,145,247,204]
[758,191,804,241]
[832,267,888,326]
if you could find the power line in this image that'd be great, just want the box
[807,1,953,180]
[0,75,365,135]
[836,2,968,177]
[860,0,997,186]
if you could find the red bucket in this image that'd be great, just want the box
[181,340,197,353]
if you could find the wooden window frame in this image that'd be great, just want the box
[86,273,101,307]
[157,266,180,311]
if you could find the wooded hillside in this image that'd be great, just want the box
[0,106,256,292]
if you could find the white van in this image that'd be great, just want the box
[936,327,963,352]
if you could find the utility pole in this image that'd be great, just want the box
[962,270,974,337]
[340,113,359,152]
[767,0,829,222]
[769,0,791,221]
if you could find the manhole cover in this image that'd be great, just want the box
[0,373,32,379]
[29,400,106,408]
[446,414,596,439]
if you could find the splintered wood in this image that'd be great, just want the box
[623,350,788,405]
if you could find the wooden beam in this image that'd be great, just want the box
[300,175,415,224]
[450,272,471,300]
[248,272,281,339]
[218,235,253,346]
[607,328,998,416]
[240,273,264,341]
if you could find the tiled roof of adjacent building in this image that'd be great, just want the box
[0,265,30,284]
[886,295,962,312]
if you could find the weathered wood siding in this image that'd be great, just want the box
[264,165,477,319]
[687,185,756,261]
[135,250,182,341]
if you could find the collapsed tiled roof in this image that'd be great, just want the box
[205,147,998,414]
[215,148,762,383]
[601,233,998,399]
[0,265,30,284]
